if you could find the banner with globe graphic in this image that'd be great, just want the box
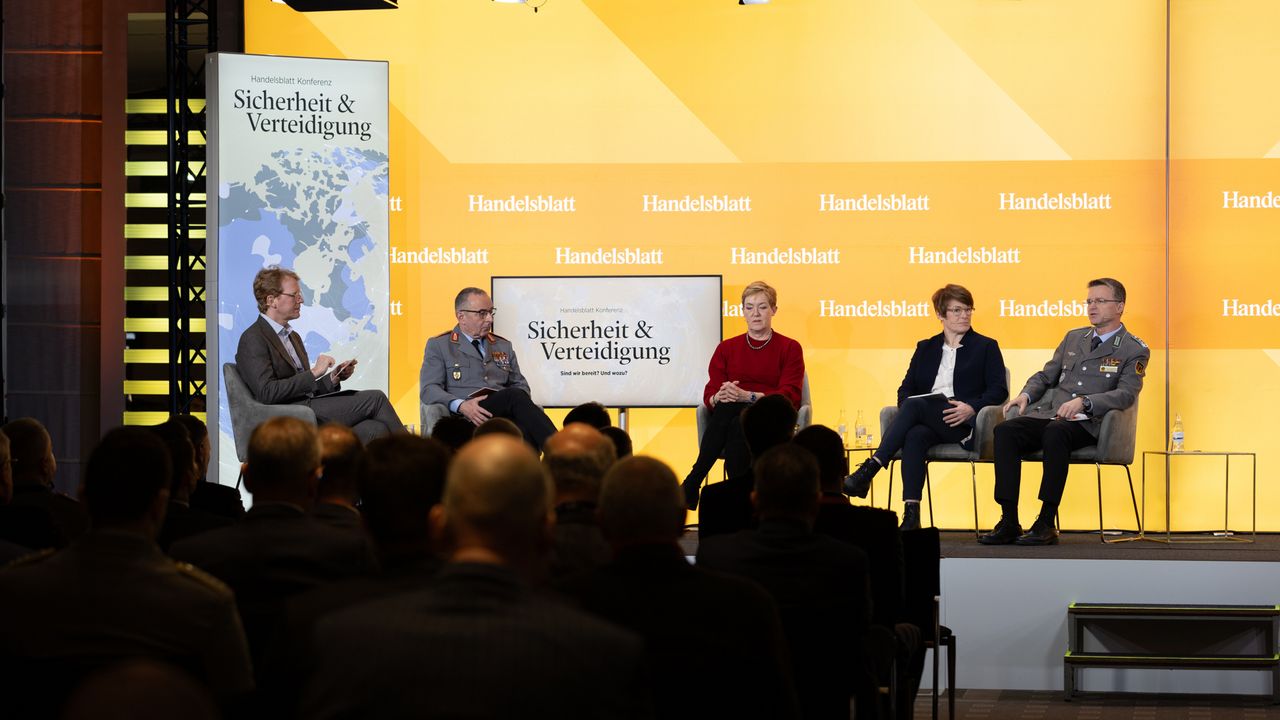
[207,53,389,489]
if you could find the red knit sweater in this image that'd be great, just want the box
[701,331,805,409]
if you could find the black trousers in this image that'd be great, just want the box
[686,401,751,483]
[993,415,1096,507]
[874,397,970,502]
[311,389,405,444]
[478,388,557,450]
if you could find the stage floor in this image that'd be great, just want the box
[681,529,1280,563]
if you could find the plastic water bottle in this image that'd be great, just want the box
[837,410,848,446]
[1170,414,1185,453]
[854,410,867,448]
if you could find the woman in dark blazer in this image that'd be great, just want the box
[843,284,1006,530]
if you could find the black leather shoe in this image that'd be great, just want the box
[842,458,881,498]
[977,517,1023,545]
[1016,516,1060,546]
[900,503,921,531]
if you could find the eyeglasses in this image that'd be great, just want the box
[278,291,303,302]
[1084,299,1120,306]
[945,306,975,316]
[459,308,497,319]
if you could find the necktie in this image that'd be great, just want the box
[472,338,484,359]
[1090,335,1101,353]
[280,326,304,370]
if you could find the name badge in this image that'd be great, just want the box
[1100,361,1120,373]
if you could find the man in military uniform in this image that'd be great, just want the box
[420,287,556,450]
[0,427,253,712]
[980,278,1150,546]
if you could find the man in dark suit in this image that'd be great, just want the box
[697,393,797,539]
[0,427,64,554]
[2,417,87,545]
[302,435,648,719]
[0,427,253,716]
[170,416,375,665]
[419,287,557,449]
[311,424,364,534]
[235,266,404,443]
[697,444,874,720]
[153,420,232,552]
[543,422,616,579]
[558,455,799,720]
[797,424,924,720]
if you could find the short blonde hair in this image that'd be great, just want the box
[741,281,777,308]
[253,266,300,313]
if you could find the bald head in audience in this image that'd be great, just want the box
[244,417,322,507]
[597,456,685,549]
[542,423,617,504]
[4,418,56,488]
[434,435,553,571]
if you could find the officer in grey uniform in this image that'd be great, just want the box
[420,287,557,450]
[980,278,1150,546]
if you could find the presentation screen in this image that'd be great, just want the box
[490,275,721,408]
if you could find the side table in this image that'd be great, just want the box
[1141,450,1257,544]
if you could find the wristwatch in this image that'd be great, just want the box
[748,392,757,404]
[1081,396,1093,415]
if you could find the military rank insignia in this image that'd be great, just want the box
[493,351,510,367]
[451,364,462,381]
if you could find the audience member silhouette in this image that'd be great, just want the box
[0,427,253,718]
[311,424,364,534]
[3,417,87,544]
[543,422,617,579]
[473,416,524,440]
[697,393,797,538]
[170,417,375,666]
[601,425,633,459]
[174,414,245,521]
[558,455,800,719]
[0,428,62,556]
[795,424,923,719]
[62,659,221,720]
[302,435,648,719]
[263,434,454,717]
[563,401,612,429]
[697,443,874,720]
[428,414,474,453]
[153,420,232,551]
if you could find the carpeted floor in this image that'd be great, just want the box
[912,689,1280,719]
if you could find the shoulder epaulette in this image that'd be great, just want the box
[434,329,454,339]
[172,560,234,596]
[1128,334,1149,349]
[3,547,56,569]
[487,332,507,342]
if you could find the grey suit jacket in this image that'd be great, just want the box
[419,325,532,408]
[1018,324,1150,437]
[236,315,338,404]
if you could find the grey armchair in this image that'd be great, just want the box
[223,362,317,467]
[420,401,451,437]
[1005,399,1142,543]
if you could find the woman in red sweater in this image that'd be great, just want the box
[683,281,805,510]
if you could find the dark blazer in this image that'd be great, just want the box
[302,562,650,719]
[189,479,246,521]
[235,315,339,405]
[895,327,1007,424]
[696,472,755,539]
[0,503,65,551]
[697,518,873,720]
[157,501,234,552]
[169,503,375,663]
[8,482,88,545]
[557,543,799,720]
[815,494,906,628]
[549,501,612,580]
